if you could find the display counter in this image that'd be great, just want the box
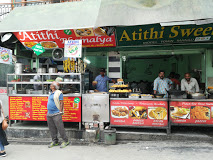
[110,98,170,133]
[170,99,213,126]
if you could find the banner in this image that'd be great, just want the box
[9,96,81,122]
[170,101,213,124]
[13,28,116,49]
[117,23,213,46]
[64,40,82,58]
[110,100,168,127]
[0,46,12,64]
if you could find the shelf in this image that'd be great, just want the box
[8,82,42,84]
[7,73,82,76]
[43,82,81,84]
[8,82,81,84]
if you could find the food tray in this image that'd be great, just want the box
[141,96,153,99]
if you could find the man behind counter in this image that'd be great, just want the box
[153,71,173,97]
[93,69,115,92]
[181,73,199,94]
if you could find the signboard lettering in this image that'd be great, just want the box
[117,23,213,46]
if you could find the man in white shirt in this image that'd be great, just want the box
[181,73,199,94]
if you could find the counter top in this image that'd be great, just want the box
[110,98,213,102]
[170,99,213,102]
[110,98,168,101]
[8,94,82,97]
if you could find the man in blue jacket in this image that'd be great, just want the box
[47,81,69,148]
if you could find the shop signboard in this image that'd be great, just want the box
[116,23,213,46]
[0,46,12,64]
[13,28,116,49]
[64,40,82,58]
[110,100,168,127]
[170,101,213,125]
[9,96,81,122]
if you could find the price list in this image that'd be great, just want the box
[62,97,81,122]
[9,96,81,122]
[31,97,48,121]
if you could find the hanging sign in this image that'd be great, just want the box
[13,28,116,49]
[32,44,45,56]
[0,46,12,64]
[64,40,82,58]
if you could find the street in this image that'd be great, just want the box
[3,141,213,160]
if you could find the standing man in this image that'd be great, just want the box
[153,71,173,97]
[181,73,199,94]
[47,81,69,148]
[92,68,115,92]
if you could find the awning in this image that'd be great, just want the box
[0,0,213,32]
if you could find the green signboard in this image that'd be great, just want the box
[32,44,45,56]
[116,23,213,46]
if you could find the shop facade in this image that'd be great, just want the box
[1,21,212,133]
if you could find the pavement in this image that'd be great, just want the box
[6,121,213,143]
[3,141,213,160]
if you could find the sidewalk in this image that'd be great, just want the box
[6,121,213,144]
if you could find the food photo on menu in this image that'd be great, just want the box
[190,106,210,120]
[148,107,167,120]
[129,106,147,119]
[25,102,31,108]
[111,106,129,118]
[211,107,213,119]
[170,107,190,119]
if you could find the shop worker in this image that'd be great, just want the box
[93,68,115,92]
[47,81,69,148]
[153,71,173,97]
[181,73,199,94]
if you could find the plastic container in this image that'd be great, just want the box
[104,128,116,145]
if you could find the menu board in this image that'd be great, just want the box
[170,101,213,124]
[110,100,168,127]
[9,96,81,122]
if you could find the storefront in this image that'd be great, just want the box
[108,23,213,133]
[0,1,212,133]
[6,27,116,129]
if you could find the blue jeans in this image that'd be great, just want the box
[0,141,5,151]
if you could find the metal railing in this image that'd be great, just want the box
[0,0,82,21]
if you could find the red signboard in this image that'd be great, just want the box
[9,96,81,122]
[170,101,213,124]
[13,28,116,49]
[110,100,168,127]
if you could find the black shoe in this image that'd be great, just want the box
[0,152,7,157]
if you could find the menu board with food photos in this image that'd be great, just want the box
[110,100,168,127]
[170,101,213,124]
[9,96,81,122]
[13,28,116,49]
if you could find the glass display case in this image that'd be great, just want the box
[7,73,82,96]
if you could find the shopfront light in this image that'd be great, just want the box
[1,33,18,43]
[83,57,91,64]
[1,33,12,42]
